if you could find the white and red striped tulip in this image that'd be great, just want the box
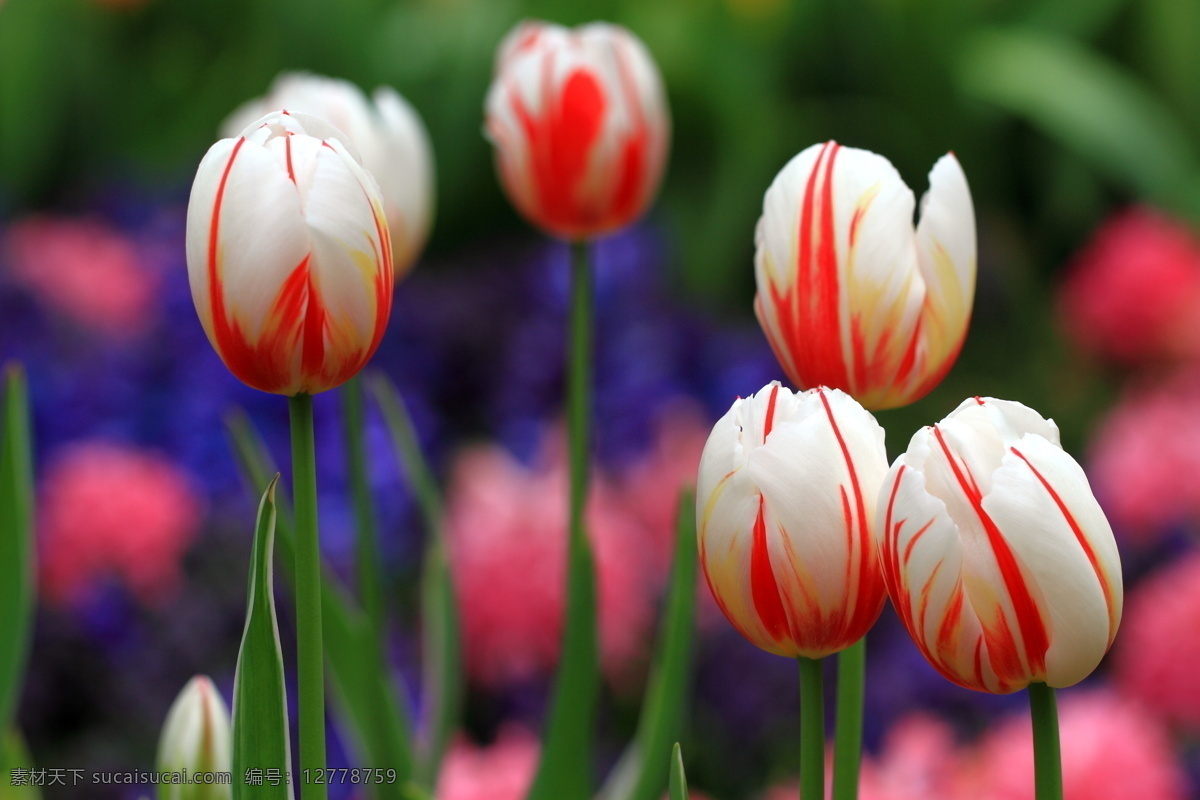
[754,142,975,410]
[878,397,1123,693]
[157,675,232,800]
[223,73,434,276]
[484,20,670,241]
[186,110,393,396]
[696,381,889,658]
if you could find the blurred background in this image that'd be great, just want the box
[2,0,1200,797]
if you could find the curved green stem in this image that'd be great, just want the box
[1029,682,1063,800]
[832,638,865,800]
[798,657,825,800]
[289,394,327,800]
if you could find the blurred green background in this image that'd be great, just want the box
[4,0,1200,453]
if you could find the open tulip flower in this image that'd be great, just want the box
[223,73,434,276]
[754,142,976,410]
[186,110,394,396]
[485,20,670,240]
[878,397,1123,694]
[696,381,889,659]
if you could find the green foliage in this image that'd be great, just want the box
[225,412,412,799]
[668,743,689,800]
[231,477,293,800]
[368,373,462,790]
[598,491,697,800]
[0,366,34,734]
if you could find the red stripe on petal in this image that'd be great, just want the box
[751,498,791,643]
[1011,446,1120,643]
[933,427,1049,678]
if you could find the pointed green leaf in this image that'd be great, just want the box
[232,477,293,800]
[668,744,688,800]
[225,411,412,798]
[957,28,1200,214]
[0,365,35,733]
[523,531,598,800]
[368,373,461,789]
[598,491,697,800]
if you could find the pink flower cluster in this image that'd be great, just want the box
[446,408,709,689]
[766,691,1186,800]
[39,441,203,607]
[3,215,159,341]
[1087,371,1200,541]
[1057,207,1200,366]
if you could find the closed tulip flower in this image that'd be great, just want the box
[485,20,670,240]
[223,73,434,275]
[697,381,889,658]
[157,676,232,799]
[186,110,393,396]
[755,142,975,410]
[878,397,1123,693]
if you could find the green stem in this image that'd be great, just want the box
[342,377,385,643]
[1029,682,1063,800]
[525,240,599,800]
[798,657,825,800]
[567,243,592,553]
[289,394,327,800]
[832,638,865,800]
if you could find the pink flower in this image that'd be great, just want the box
[615,402,709,577]
[39,442,203,607]
[1087,371,1200,542]
[446,434,655,687]
[1112,552,1200,730]
[1057,207,1200,365]
[4,215,158,340]
[964,690,1188,800]
[436,727,539,800]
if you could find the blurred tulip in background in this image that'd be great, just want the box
[485,20,670,240]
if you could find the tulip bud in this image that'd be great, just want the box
[223,73,434,276]
[156,675,232,800]
[186,110,393,396]
[484,20,671,240]
[877,397,1123,693]
[696,382,889,658]
[754,142,976,410]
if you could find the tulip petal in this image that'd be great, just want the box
[754,143,924,406]
[299,140,392,394]
[893,153,976,403]
[983,433,1122,687]
[879,456,998,692]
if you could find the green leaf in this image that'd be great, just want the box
[598,491,697,800]
[232,476,293,800]
[523,525,598,800]
[0,365,34,733]
[1,728,41,800]
[957,27,1200,214]
[224,412,411,798]
[368,373,461,789]
[668,744,688,800]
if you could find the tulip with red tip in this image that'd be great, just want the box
[755,142,975,410]
[696,381,889,658]
[185,110,393,396]
[485,20,670,240]
[877,397,1123,693]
